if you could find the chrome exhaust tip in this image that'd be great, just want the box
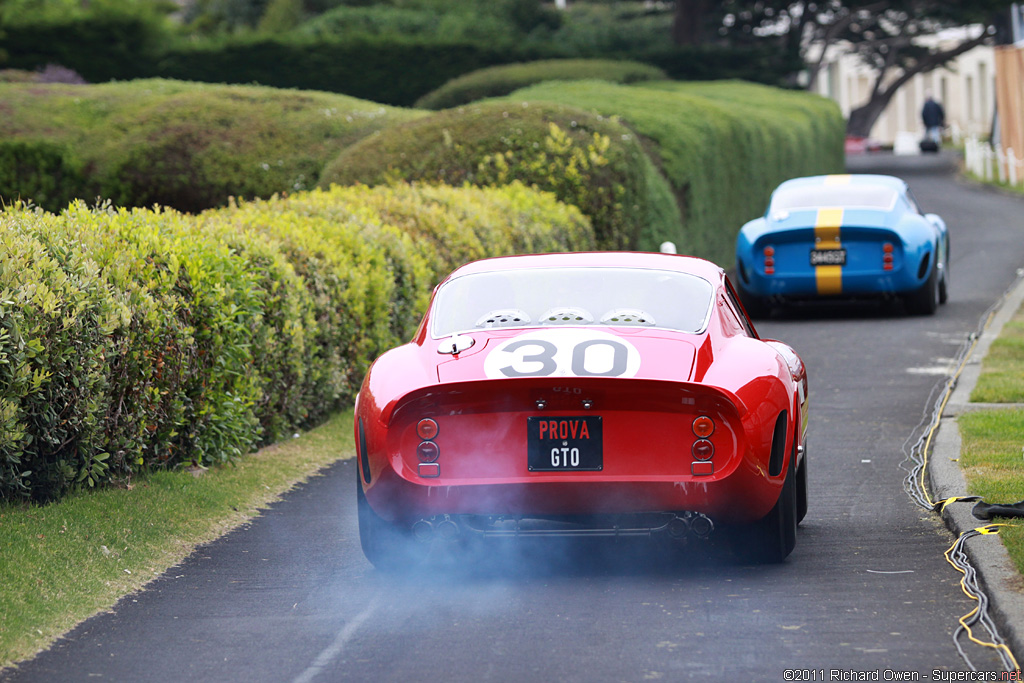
[667,515,691,539]
[689,514,714,539]
[412,519,434,542]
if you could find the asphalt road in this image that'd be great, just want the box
[5,151,1024,682]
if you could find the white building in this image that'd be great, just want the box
[810,27,997,144]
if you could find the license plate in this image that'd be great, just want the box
[810,248,847,266]
[527,416,603,471]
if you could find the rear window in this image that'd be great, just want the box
[770,185,898,212]
[431,266,715,338]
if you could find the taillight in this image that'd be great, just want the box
[417,441,439,463]
[417,418,439,440]
[416,418,440,477]
[763,246,775,275]
[691,415,715,476]
[692,440,714,460]
[692,415,715,438]
[883,242,894,271]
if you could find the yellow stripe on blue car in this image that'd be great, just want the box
[814,207,844,295]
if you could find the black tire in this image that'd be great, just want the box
[732,450,798,564]
[796,445,808,525]
[938,241,950,305]
[738,286,771,319]
[905,251,939,315]
[356,474,416,570]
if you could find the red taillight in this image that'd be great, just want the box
[417,441,439,463]
[763,246,775,275]
[417,418,439,440]
[692,439,714,460]
[883,243,894,271]
[692,415,715,438]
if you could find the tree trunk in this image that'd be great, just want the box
[672,0,708,46]
[846,98,895,137]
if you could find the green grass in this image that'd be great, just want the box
[960,298,1024,575]
[957,409,1024,574]
[0,409,355,670]
[970,302,1024,403]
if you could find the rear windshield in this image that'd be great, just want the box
[431,266,715,338]
[770,185,898,212]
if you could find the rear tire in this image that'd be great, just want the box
[905,251,939,315]
[357,474,416,571]
[732,450,798,564]
[938,241,950,304]
[738,286,771,319]
[796,446,808,524]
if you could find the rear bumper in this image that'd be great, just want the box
[363,463,781,527]
[740,266,925,299]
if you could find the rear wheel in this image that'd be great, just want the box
[905,251,939,315]
[938,241,950,304]
[732,453,798,564]
[357,475,417,571]
[738,286,771,319]
[796,445,808,524]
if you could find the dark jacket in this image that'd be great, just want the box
[922,99,945,128]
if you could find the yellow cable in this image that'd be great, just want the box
[944,525,1021,671]
[917,309,994,509]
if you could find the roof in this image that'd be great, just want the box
[446,251,725,282]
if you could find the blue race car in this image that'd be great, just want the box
[735,174,949,317]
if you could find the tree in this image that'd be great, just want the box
[713,1,1016,136]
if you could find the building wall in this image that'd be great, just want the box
[810,29,996,144]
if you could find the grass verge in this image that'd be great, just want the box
[958,409,1024,574]
[0,408,354,671]
[959,298,1024,576]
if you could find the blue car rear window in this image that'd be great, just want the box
[770,185,898,212]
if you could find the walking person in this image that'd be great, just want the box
[921,92,945,149]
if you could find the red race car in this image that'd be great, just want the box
[354,251,808,566]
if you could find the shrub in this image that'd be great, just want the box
[0,9,168,82]
[318,99,680,251]
[0,140,91,212]
[0,79,424,213]
[414,58,668,110]
[0,182,593,502]
[503,79,845,265]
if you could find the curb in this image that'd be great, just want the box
[929,270,1024,660]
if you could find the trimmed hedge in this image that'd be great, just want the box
[318,99,681,251]
[0,140,89,213]
[151,36,547,108]
[414,58,668,110]
[0,79,425,213]
[0,10,168,83]
[0,183,593,502]
[502,79,846,265]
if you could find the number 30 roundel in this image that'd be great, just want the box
[483,329,641,380]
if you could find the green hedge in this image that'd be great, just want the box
[0,183,592,502]
[318,99,681,251]
[414,58,667,110]
[0,141,90,213]
[0,10,168,82]
[0,79,424,213]
[151,36,547,107]
[502,79,846,265]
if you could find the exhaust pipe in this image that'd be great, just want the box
[412,519,434,542]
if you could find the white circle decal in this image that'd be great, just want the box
[483,329,641,379]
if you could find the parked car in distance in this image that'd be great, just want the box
[735,174,949,317]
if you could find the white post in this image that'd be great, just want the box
[1009,148,1019,187]
[983,145,992,181]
